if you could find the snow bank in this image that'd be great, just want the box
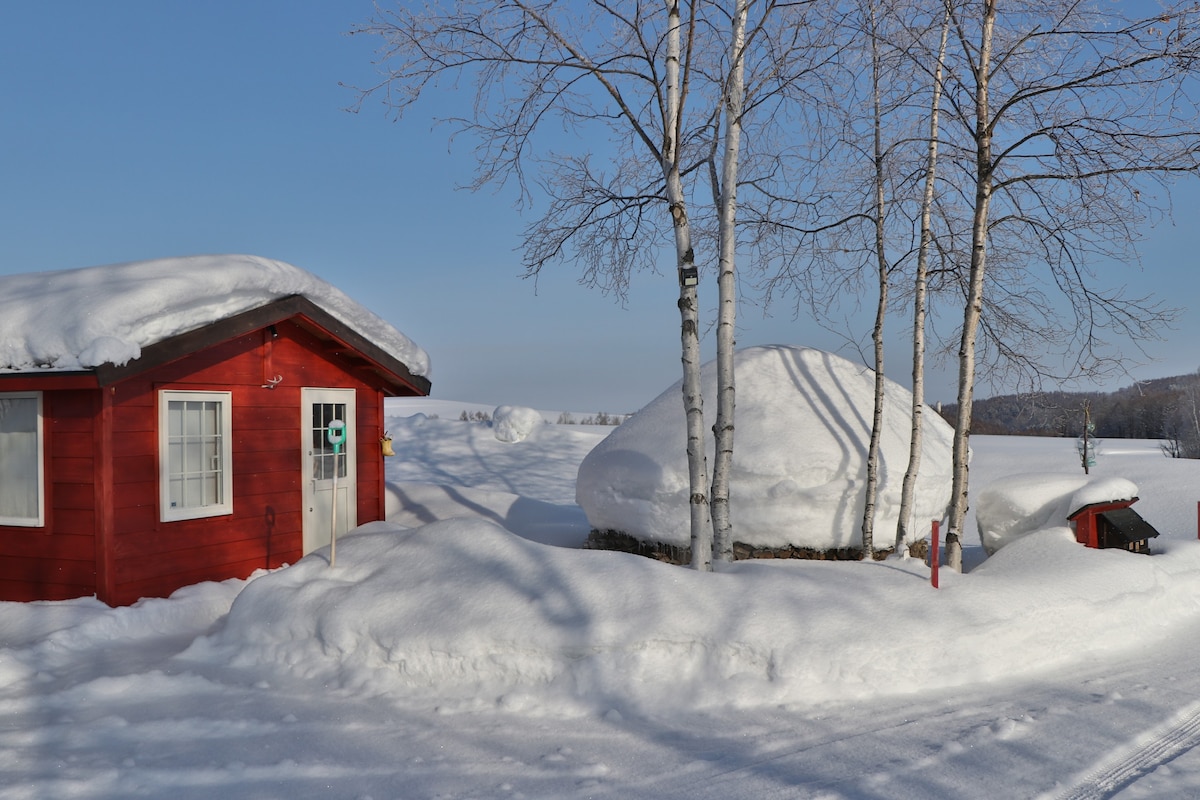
[184,518,1200,717]
[977,474,1139,554]
[0,254,429,376]
[492,405,544,443]
[575,345,954,551]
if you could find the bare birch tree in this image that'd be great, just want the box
[895,0,952,556]
[698,0,833,562]
[708,0,749,563]
[354,0,722,567]
[665,0,715,571]
[859,0,892,560]
[757,0,1196,568]
[938,0,1200,570]
[774,1,926,559]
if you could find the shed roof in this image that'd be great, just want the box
[1067,497,1140,520]
[0,255,430,383]
[1097,507,1161,544]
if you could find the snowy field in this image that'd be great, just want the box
[4,396,1200,799]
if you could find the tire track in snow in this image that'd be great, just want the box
[1044,699,1200,800]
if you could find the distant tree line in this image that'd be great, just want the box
[458,409,626,426]
[556,412,627,426]
[938,371,1200,458]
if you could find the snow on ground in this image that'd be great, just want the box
[4,398,1200,799]
[577,346,955,550]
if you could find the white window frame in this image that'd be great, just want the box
[159,390,233,522]
[0,391,45,527]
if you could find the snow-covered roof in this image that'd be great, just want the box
[0,255,430,377]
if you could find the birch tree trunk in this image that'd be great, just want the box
[860,0,888,560]
[710,0,748,564]
[664,0,712,571]
[946,0,995,573]
[896,0,951,557]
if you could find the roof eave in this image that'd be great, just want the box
[0,371,101,391]
[91,294,430,396]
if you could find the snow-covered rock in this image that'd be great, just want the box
[492,405,544,443]
[575,345,955,552]
[0,254,430,376]
[976,473,1139,554]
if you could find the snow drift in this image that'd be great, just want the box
[185,515,1200,717]
[575,345,955,552]
[977,474,1139,554]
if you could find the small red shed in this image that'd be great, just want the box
[1067,497,1159,554]
[0,255,431,605]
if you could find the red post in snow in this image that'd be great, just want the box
[1196,501,1199,540]
[931,520,940,589]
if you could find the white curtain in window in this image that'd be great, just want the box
[0,397,39,520]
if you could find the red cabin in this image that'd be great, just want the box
[0,257,430,605]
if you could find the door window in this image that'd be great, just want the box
[311,402,348,481]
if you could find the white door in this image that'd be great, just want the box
[302,388,357,556]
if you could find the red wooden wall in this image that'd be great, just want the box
[0,389,100,601]
[0,319,402,605]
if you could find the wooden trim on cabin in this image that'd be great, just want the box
[94,387,116,604]
[286,301,431,397]
[0,373,99,391]
[376,396,387,522]
[91,295,431,396]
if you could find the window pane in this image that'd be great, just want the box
[184,475,202,507]
[202,402,218,435]
[184,402,202,436]
[204,474,221,504]
[309,402,348,483]
[0,397,37,434]
[184,440,202,472]
[0,396,40,522]
[163,395,228,516]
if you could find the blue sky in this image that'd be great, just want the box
[2,2,1198,414]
